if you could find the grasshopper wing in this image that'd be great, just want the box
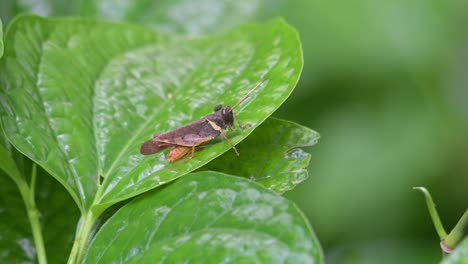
[154,118,220,147]
[140,137,173,155]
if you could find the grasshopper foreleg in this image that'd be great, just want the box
[207,119,239,156]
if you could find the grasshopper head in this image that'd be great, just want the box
[221,106,234,127]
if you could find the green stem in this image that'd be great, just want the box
[30,163,37,199]
[67,211,97,264]
[17,164,47,264]
[413,187,447,239]
[444,209,468,249]
[68,186,106,264]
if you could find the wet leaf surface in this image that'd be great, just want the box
[200,117,319,193]
[0,15,302,212]
[83,171,322,263]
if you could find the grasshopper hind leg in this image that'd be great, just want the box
[166,145,198,163]
[167,146,191,162]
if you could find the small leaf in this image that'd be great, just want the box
[83,171,323,263]
[0,15,303,211]
[441,237,468,264]
[201,117,319,193]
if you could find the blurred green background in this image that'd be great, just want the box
[1,0,467,263]
[268,0,468,263]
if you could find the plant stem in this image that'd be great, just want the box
[17,164,47,264]
[68,186,106,264]
[444,209,468,249]
[68,211,97,264]
[413,187,447,239]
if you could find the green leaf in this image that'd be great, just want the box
[83,171,322,263]
[0,15,303,212]
[0,137,22,182]
[441,237,468,264]
[200,117,319,193]
[0,0,262,35]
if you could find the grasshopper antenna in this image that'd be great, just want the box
[229,79,266,129]
[231,79,266,111]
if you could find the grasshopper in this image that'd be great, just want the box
[140,81,265,162]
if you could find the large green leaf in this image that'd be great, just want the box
[83,171,322,263]
[0,15,303,212]
[441,237,468,264]
[0,0,262,35]
[200,117,319,193]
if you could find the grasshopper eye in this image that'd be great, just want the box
[214,104,222,112]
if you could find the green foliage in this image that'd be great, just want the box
[90,0,263,35]
[2,0,467,263]
[0,183,31,262]
[0,15,302,211]
[0,139,21,182]
[0,160,33,263]
[0,12,319,263]
[34,172,79,264]
[0,134,79,263]
[83,172,322,263]
[0,0,262,35]
[0,164,79,263]
[0,133,42,263]
[201,117,319,193]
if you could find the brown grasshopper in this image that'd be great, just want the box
[140,81,265,162]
